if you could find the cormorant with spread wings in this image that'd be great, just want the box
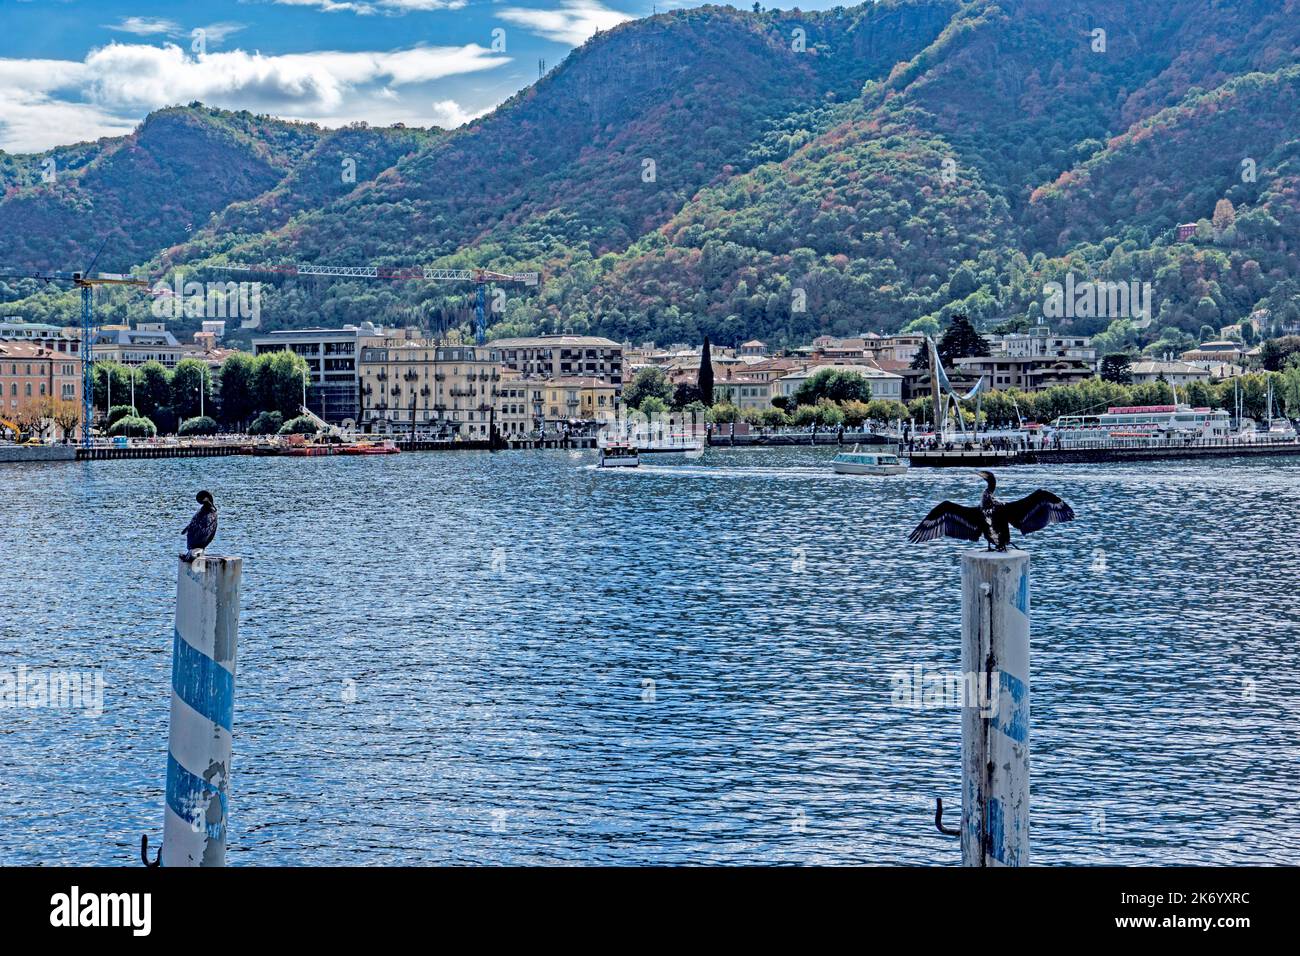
[909,470,1074,551]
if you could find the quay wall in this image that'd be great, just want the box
[0,445,77,463]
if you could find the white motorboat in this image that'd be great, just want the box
[598,442,640,468]
[831,445,907,475]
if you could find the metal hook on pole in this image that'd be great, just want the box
[141,833,161,867]
[935,798,960,837]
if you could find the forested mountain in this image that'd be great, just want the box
[2,0,1298,348]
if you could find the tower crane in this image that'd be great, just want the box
[210,262,541,345]
[0,268,151,447]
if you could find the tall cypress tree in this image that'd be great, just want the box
[698,336,714,405]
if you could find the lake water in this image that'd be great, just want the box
[1,447,1297,865]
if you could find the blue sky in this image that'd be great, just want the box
[0,0,849,153]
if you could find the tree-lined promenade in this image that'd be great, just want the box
[92,350,315,438]
[623,360,1300,432]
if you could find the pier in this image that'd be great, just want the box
[78,443,249,460]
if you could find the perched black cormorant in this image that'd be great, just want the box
[908,470,1074,551]
[181,490,218,562]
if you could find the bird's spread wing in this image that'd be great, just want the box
[908,501,984,543]
[1004,490,1075,535]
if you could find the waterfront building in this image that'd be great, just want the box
[495,370,536,438]
[0,341,82,436]
[358,335,500,438]
[491,334,624,392]
[1182,341,1248,365]
[534,376,618,425]
[953,354,1094,391]
[253,323,381,424]
[0,319,81,352]
[774,363,904,403]
[92,323,185,368]
[1128,360,1213,387]
[953,327,1097,391]
[873,334,926,365]
[992,328,1095,363]
[711,373,772,412]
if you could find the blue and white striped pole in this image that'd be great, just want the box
[162,555,242,867]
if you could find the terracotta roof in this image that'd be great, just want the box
[0,342,58,358]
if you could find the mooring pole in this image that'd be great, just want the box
[960,549,1030,866]
[161,555,242,866]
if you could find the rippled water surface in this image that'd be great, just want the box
[1,448,1297,865]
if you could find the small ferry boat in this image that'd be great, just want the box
[599,442,640,468]
[832,445,907,475]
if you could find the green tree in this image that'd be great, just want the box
[623,366,673,410]
[948,265,979,301]
[814,399,844,427]
[671,382,700,409]
[278,414,319,435]
[840,400,871,427]
[639,395,669,416]
[936,313,990,365]
[794,367,872,406]
[1258,337,1300,371]
[1280,364,1300,417]
[107,404,138,426]
[134,361,172,420]
[790,404,818,427]
[179,415,218,436]
[248,410,284,435]
[256,350,310,419]
[92,362,133,412]
[1099,353,1133,385]
[109,415,156,437]
[709,402,740,423]
[171,358,213,421]
[218,352,259,426]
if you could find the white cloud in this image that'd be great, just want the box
[105,17,180,37]
[428,99,490,129]
[498,1,632,46]
[198,23,248,45]
[0,43,512,151]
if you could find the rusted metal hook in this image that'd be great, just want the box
[141,833,161,867]
[935,798,960,837]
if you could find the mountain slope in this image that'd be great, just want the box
[1,0,1298,347]
[0,106,329,272]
